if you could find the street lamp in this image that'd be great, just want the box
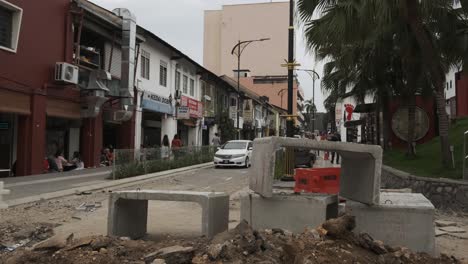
[231,38,270,139]
[297,69,320,132]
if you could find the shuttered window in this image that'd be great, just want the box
[189,78,195,96]
[183,75,188,94]
[159,60,167,87]
[0,6,13,48]
[141,50,150,80]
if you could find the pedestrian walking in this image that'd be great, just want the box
[331,132,341,164]
[161,135,170,159]
[212,133,221,147]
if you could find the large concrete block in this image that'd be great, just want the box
[240,191,338,233]
[0,181,10,209]
[108,190,229,239]
[251,137,382,205]
[346,192,435,254]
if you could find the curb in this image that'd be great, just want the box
[6,162,214,207]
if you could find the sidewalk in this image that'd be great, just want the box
[2,163,213,207]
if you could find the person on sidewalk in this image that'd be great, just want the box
[212,133,221,147]
[171,134,183,159]
[71,151,84,170]
[161,135,170,160]
[331,132,341,164]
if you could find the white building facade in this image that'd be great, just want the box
[134,29,203,149]
[445,66,458,118]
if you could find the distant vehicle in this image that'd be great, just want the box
[213,140,253,168]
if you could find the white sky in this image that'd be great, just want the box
[90,0,325,112]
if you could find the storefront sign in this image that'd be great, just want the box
[181,96,203,118]
[177,106,190,119]
[229,106,237,120]
[243,99,253,123]
[141,92,173,115]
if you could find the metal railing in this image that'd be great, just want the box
[112,146,216,180]
[464,130,468,180]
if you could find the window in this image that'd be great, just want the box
[183,75,188,94]
[231,98,237,107]
[450,80,452,89]
[175,71,181,90]
[189,78,195,96]
[159,60,167,87]
[140,50,150,80]
[446,82,449,90]
[0,1,22,53]
[224,95,229,107]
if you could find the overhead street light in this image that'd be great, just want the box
[231,38,270,139]
[297,69,320,132]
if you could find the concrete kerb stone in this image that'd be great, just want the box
[5,162,214,207]
[251,137,383,205]
[346,192,435,255]
[108,190,229,239]
[0,181,11,209]
[240,190,338,233]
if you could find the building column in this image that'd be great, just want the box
[16,93,46,176]
[81,113,103,168]
[118,113,135,150]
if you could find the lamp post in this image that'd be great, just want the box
[231,38,270,139]
[297,69,320,132]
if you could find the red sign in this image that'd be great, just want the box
[181,96,203,118]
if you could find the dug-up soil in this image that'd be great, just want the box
[0,216,462,264]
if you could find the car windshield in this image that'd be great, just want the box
[223,142,247,150]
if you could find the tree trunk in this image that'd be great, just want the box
[403,0,452,167]
[407,95,416,157]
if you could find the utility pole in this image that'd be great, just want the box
[286,0,294,138]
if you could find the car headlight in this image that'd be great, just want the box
[214,154,224,158]
[230,154,245,158]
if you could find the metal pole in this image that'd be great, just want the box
[237,41,241,140]
[312,75,315,133]
[286,0,294,138]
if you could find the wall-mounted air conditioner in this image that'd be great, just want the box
[55,62,79,84]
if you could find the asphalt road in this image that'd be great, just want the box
[2,165,251,202]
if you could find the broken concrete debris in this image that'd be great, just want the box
[0,218,460,263]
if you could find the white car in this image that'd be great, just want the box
[214,140,253,168]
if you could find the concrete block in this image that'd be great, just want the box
[251,137,382,205]
[0,181,10,209]
[346,192,435,254]
[240,191,338,233]
[107,190,229,239]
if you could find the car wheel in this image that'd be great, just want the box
[245,157,250,168]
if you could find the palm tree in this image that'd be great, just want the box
[297,0,460,166]
[304,99,317,132]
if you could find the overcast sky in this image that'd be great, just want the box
[91,0,325,112]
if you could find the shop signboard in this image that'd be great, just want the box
[243,99,253,123]
[229,106,237,120]
[141,91,173,115]
[177,106,190,119]
[181,96,203,118]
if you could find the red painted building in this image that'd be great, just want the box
[0,0,136,176]
[456,72,468,117]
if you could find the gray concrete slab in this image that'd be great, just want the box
[251,137,382,205]
[108,190,229,239]
[240,191,338,233]
[346,192,435,255]
[0,181,10,209]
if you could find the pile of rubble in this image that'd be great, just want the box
[1,216,460,264]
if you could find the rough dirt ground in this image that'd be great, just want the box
[0,216,462,264]
[1,168,467,263]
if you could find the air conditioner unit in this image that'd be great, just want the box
[55,62,79,84]
[103,109,133,123]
